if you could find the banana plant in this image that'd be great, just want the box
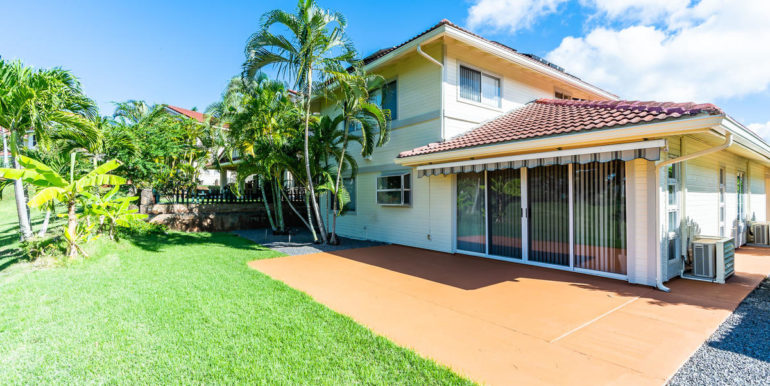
[0,154,125,257]
[82,185,146,240]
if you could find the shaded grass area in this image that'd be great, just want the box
[0,187,471,384]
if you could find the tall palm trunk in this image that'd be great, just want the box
[2,129,8,168]
[280,187,315,239]
[38,208,51,237]
[12,155,33,241]
[304,188,318,242]
[303,68,328,243]
[272,174,285,232]
[329,122,350,245]
[259,177,277,231]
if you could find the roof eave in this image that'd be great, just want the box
[363,25,447,71]
[395,114,724,166]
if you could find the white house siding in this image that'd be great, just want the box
[679,135,767,243]
[626,158,657,286]
[319,45,452,248]
[749,162,767,222]
[329,173,454,252]
[441,38,607,140]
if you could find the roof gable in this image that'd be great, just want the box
[361,19,616,99]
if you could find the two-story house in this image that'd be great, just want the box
[317,20,770,290]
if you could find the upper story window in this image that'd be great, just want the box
[555,90,572,100]
[459,66,501,108]
[369,80,397,121]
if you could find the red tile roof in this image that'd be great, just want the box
[166,105,207,123]
[398,99,723,158]
[361,19,615,97]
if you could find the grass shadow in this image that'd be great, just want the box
[119,230,274,254]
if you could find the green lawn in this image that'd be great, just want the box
[0,187,470,384]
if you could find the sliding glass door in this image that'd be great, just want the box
[488,169,523,259]
[527,165,570,266]
[454,161,628,278]
[573,161,627,275]
[456,172,486,253]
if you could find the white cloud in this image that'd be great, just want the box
[748,121,770,142]
[545,0,770,102]
[583,0,694,25]
[467,0,568,33]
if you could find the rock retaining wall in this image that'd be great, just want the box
[141,194,304,232]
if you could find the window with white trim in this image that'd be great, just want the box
[376,173,411,206]
[369,80,397,120]
[459,66,500,107]
[666,164,681,261]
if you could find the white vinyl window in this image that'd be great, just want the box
[666,164,681,261]
[376,173,411,206]
[459,66,500,108]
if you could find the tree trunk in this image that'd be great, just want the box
[259,177,277,231]
[330,122,350,245]
[12,156,33,241]
[66,198,78,258]
[280,187,315,239]
[2,129,9,168]
[273,174,285,233]
[303,68,328,243]
[304,189,318,243]
[38,208,51,237]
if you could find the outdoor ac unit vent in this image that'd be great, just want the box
[692,243,715,278]
[690,237,735,284]
[750,222,770,245]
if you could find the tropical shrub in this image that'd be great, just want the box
[82,185,147,240]
[0,155,125,257]
[116,218,167,237]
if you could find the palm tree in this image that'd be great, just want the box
[325,65,389,243]
[112,100,153,125]
[226,73,300,234]
[0,59,97,240]
[243,0,356,244]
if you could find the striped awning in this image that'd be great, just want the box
[417,140,664,177]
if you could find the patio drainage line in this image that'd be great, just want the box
[549,296,639,343]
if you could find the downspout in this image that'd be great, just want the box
[416,44,444,138]
[653,131,733,292]
[417,43,444,243]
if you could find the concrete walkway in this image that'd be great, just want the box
[248,245,770,385]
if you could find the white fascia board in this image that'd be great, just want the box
[415,139,666,171]
[396,114,722,166]
[363,26,447,71]
[442,26,618,100]
[720,116,770,163]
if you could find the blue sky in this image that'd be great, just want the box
[2,0,769,137]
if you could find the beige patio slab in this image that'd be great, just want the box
[248,245,770,385]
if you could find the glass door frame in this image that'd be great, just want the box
[452,163,628,281]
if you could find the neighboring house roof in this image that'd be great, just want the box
[361,19,616,99]
[165,105,207,123]
[398,99,723,158]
